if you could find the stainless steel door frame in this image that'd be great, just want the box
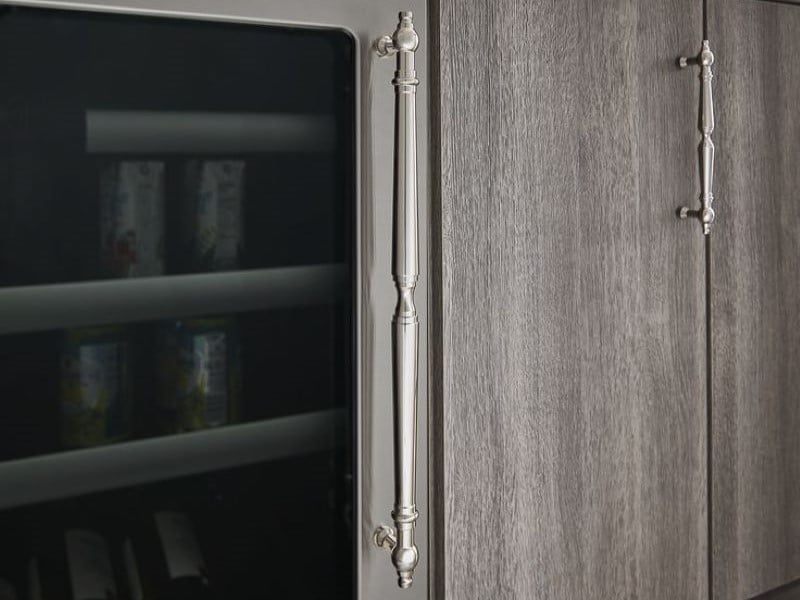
[0,1,430,598]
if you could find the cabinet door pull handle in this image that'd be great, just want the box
[679,40,716,234]
[373,11,420,590]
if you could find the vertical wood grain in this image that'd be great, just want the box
[428,1,446,598]
[708,2,800,598]
[433,0,707,598]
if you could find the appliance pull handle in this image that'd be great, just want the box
[373,10,420,591]
[679,40,716,234]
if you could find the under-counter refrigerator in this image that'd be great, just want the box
[0,1,429,598]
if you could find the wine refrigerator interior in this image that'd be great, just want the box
[0,1,422,597]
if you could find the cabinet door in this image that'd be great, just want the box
[435,0,707,598]
[709,1,800,598]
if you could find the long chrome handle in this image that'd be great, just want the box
[679,40,716,235]
[373,11,420,590]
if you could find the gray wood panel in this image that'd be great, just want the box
[708,1,800,599]
[428,1,446,598]
[434,0,707,598]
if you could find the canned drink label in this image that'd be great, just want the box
[190,331,228,427]
[159,319,240,432]
[173,331,228,429]
[185,160,244,271]
[100,161,165,277]
[61,334,130,448]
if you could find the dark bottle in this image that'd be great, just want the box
[27,558,42,600]
[63,528,121,600]
[28,502,128,600]
[22,513,74,600]
[0,530,22,600]
[123,511,214,600]
[0,579,18,600]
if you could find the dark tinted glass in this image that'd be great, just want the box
[0,6,355,599]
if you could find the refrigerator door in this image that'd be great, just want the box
[0,1,429,599]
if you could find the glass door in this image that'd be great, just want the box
[0,5,356,598]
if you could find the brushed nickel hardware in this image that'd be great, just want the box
[678,40,716,235]
[373,11,420,590]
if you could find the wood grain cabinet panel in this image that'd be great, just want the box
[709,1,800,599]
[434,0,706,598]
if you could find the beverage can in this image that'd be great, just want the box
[182,160,245,272]
[100,161,165,277]
[60,327,132,448]
[157,317,241,432]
